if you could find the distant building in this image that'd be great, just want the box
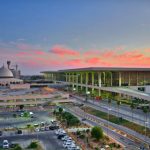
[0,65,23,86]
[0,61,30,89]
[7,61,21,79]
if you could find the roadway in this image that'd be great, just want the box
[63,105,150,150]
[71,95,150,128]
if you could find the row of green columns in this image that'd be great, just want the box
[65,72,103,96]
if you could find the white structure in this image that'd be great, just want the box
[0,65,23,86]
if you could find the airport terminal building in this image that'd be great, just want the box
[41,67,150,101]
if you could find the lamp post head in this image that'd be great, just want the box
[86,91,90,95]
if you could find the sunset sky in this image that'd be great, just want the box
[0,0,150,74]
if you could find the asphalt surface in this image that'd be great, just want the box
[63,104,150,150]
[0,111,53,129]
[0,131,65,150]
[72,95,150,128]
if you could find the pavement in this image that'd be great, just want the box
[0,131,65,150]
[0,110,54,129]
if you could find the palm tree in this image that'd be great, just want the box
[130,102,135,122]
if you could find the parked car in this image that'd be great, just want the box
[3,140,9,149]
[34,128,40,132]
[40,127,45,131]
[40,122,45,126]
[81,118,86,121]
[0,130,2,136]
[55,129,64,135]
[75,146,81,150]
[63,137,72,141]
[45,126,49,131]
[63,142,75,148]
[16,130,22,134]
[67,144,77,150]
[57,134,66,139]
[61,136,69,141]
[49,125,59,130]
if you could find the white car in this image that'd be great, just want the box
[55,129,64,135]
[62,136,72,141]
[64,139,75,144]
[29,112,34,115]
[75,146,81,150]
[63,142,74,148]
[35,128,40,132]
[67,144,77,150]
[61,136,69,141]
[3,140,9,149]
[40,127,45,131]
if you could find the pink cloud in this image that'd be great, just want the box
[86,57,101,64]
[50,45,80,56]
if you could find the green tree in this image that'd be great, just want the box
[23,112,29,117]
[91,126,103,141]
[13,144,22,150]
[28,141,38,149]
[19,105,24,110]
[13,113,17,118]
[58,107,63,114]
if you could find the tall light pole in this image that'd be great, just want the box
[145,121,148,139]
[107,108,111,136]
[85,91,90,102]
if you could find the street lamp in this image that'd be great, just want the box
[85,91,90,102]
[107,108,112,136]
[145,121,148,139]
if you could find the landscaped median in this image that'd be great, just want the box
[81,106,150,138]
[53,106,123,150]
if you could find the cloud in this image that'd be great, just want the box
[50,45,80,56]
[86,57,101,64]
[1,41,150,74]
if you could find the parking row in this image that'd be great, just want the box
[55,128,81,150]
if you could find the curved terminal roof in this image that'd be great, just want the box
[0,66,13,78]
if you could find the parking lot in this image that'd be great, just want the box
[0,109,82,150]
[0,130,66,150]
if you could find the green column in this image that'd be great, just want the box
[86,72,88,92]
[76,73,78,92]
[81,72,83,90]
[119,72,122,86]
[110,72,113,86]
[98,72,102,87]
[92,72,94,93]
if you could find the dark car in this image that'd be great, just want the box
[0,131,2,136]
[49,125,59,130]
[10,143,18,148]
[16,130,22,134]
[81,118,86,121]
[57,134,65,139]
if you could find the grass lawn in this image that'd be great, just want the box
[82,106,150,137]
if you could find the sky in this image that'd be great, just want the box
[0,0,150,75]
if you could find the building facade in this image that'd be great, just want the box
[41,67,150,99]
